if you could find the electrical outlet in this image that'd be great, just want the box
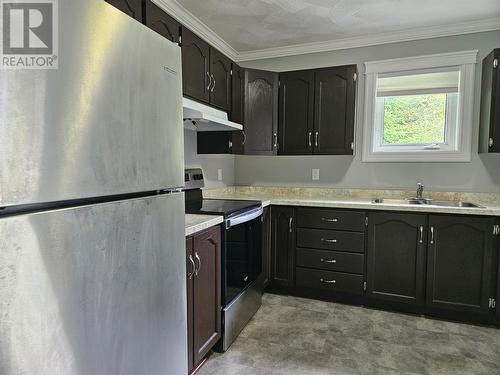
[312,169,320,181]
[217,169,223,181]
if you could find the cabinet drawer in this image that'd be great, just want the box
[297,208,365,231]
[297,228,365,253]
[296,249,364,274]
[296,268,364,295]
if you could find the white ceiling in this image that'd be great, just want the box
[174,0,500,53]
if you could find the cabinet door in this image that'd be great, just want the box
[314,65,357,155]
[182,28,210,103]
[497,233,500,318]
[144,1,180,44]
[271,207,295,287]
[197,132,233,154]
[231,63,245,155]
[261,207,272,289]
[427,216,495,314]
[278,71,314,155]
[209,48,232,111]
[105,0,142,21]
[479,49,500,153]
[193,227,221,365]
[367,212,427,305]
[244,69,279,155]
[186,237,194,373]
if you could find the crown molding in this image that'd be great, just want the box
[150,1,500,63]
[152,0,238,61]
[236,18,500,62]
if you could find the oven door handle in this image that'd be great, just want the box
[225,207,264,229]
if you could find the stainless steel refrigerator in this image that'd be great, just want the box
[0,1,187,374]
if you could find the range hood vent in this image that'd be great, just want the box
[183,97,243,132]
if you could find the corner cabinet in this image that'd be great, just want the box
[244,69,279,155]
[479,49,500,153]
[144,0,180,44]
[260,207,272,290]
[186,226,222,373]
[426,216,496,315]
[104,0,142,21]
[270,206,295,288]
[278,65,357,156]
[366,212,427,305]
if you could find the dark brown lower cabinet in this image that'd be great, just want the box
[497,240,500,318]
[260,207,272,290]
[186,226,222,373]
[426,215,496,315]
[270,206,295,288]
[366,212,427,305]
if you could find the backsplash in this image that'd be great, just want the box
[204,186,500,206]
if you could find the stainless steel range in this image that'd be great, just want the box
[184,169,263,351]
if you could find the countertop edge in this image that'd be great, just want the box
[185,214,224,237]
[205,196,500,217]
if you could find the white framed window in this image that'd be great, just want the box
[362,51,477,162]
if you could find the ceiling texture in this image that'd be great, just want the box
[163,0,500,60]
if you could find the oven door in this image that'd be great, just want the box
[224,208,263,306]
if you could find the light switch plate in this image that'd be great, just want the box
[312,169,320,181]
[218,169,223,181]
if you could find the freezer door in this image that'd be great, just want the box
[0,194,187,375]
[0,0,184,207]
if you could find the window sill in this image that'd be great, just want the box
[362,150,472,163]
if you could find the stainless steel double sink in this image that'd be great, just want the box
[371,198,484,208]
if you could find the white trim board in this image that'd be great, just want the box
[151,1,500,62]
[152,0,238,60]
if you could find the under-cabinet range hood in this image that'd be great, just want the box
[183,97,243,131]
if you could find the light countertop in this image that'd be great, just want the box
[203,187,500,217]
[185,214,223,237]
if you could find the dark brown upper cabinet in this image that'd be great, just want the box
[366,212,427,306]
[426,215,496,315]
[209,49,232,111]
[278,71,315,155]
[244,69,279,155]
[278,65,357,156]
[479,49,500,153]
[105,0,142,21]
[181,28,232,111]
[144,1,180,44]
[231,63,245,155]
[314,66,357,155]
[182,28,211,103]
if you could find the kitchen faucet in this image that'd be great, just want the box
[416,183,424,200]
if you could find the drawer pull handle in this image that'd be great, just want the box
[320,258,337,263]
[321,218,338,223]
[320,278,336,284]
[322,238,337,243]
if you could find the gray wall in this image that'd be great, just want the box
[234,31,500,192]
[184,129,235,187]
